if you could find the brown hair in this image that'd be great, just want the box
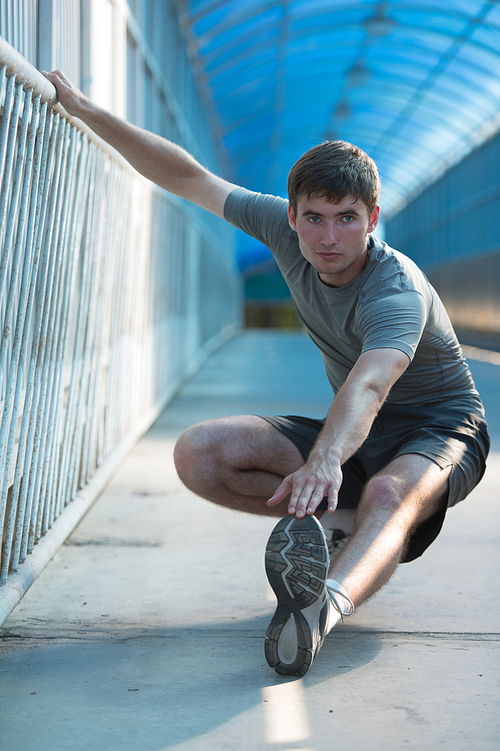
[287,140,380,214]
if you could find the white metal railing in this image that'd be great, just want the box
[0,0,37,67]
[0,37,240,623]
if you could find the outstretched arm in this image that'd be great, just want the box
[267,348,410,518]
[43,70,238,218]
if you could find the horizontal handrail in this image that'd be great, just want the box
[0,35,155,178]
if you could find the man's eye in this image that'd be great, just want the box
[341,215,353,222]
[308,216,321,223]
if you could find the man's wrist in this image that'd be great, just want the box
[307,445,342,471]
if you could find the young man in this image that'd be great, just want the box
[46,70,490,677]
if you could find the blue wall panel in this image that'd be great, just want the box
[386,130,500,334]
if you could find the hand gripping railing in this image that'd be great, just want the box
[0,37,239,624]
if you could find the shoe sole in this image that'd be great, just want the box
[264,515,329,676]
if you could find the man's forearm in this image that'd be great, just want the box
[310,348,410,472]
[70,98,208,199]
[43,70,234,215]
[310,377,382,469]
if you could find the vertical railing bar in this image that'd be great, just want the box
[32,127,80,529]
[150,191,159,400]
[9,106,57,572]
[37,127,83,534]
[36,127,81,535]
[0,72,16,204]
[26,120,74,553]
[93,163,119,469]
[103,171,129,458]
[100,163,126,463]
[132,193,143,426]
[160,200,169,389]
[76,154,108,490]
[100,164,126,459]
[154,195,163,397]
[57,146,97,509]
[51,138,92,520]
[64,147,103,505]
[0,88,35,412]
[125,192,140,429]
[79,215,104,484]
[18,115,68,562]
[46,135,90,524]
[0,78,23,274]
[135,195,148,418]
[55,143,94,512]
[0,93,40,578]
[62,150,101,499]
[0,82,27,385]
[80,174,110,481]
[0,88,33,484]
[23,119,71,553]
[86,160,123,475]
[0,97,47,582]
[116,186,131,441]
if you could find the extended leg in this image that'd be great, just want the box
[328,453,451,607]
[264,453,450,676]
[173,415,305,516]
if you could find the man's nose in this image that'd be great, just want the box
[321,223,337,246]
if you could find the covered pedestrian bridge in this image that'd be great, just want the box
[0,2,499,748]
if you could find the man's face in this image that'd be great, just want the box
[287,194,380,288]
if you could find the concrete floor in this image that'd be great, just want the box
[1,331,499,751]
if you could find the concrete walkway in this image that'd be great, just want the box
[1,331,499,751]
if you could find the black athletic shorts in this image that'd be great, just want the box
[260,398,490,563]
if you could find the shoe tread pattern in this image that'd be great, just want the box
[264,516,329,676]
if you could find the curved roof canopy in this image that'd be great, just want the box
[184,1,500,268]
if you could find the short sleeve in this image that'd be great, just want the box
[224,187,292,250]
[357,291,428,361]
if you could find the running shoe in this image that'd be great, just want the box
[264,514,353,676]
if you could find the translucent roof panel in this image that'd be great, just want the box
[185,0,500,268]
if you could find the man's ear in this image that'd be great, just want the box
[368,205,380,233]
[288,203,297,231]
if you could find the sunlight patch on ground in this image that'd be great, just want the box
[262,679,312,745]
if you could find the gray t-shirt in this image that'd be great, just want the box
[225,187,480,407]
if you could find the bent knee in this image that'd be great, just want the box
[174,423,217,483]
[361,474,403,514]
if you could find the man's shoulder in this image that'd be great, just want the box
[365,237,429,292]
[224,187,289,222]
[224,187,298,255]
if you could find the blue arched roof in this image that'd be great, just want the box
[184,1,500,269]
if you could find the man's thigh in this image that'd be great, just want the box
[175,414,305,476]
[174,415,307,516]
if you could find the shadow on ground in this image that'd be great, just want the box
[0,618,382,750]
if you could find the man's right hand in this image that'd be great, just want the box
[267,454,344,519]
[42,69,89,119]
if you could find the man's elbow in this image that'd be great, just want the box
[364,350,410,404]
